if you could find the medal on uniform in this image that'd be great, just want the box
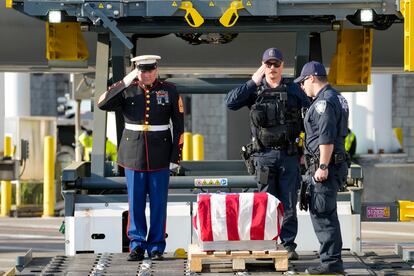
[156,90,169,104]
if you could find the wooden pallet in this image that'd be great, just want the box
[188,243,288,272]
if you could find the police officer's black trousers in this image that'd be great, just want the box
[254,149,300,251]
[308,162,347,271]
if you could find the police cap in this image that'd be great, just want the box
[262,48,283,63]
[131,55,161,71]
[294,61,327,83]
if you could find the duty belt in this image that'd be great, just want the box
[304,153,347,169]
[125,123,170,132]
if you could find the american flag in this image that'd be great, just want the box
[194,192,284,242]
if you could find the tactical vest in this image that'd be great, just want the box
[250,85,301,148]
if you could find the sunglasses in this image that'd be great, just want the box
[265,60,282,68]
[299,76,310,86]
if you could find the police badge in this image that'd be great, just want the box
[315,100,326,114]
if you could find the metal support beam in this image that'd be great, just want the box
[294,31,311,77]
[75,175,257,190]
[91,34,109,177]
[110,34,126,172]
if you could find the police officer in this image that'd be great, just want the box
[78,129,117,161]
[226,48,310,260]
[294,61,348,275]
[97,55,184,261]
[345,127,357,159]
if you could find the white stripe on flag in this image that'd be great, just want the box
[264,193,278,240]
[238,193,254,240]
[210,194,228,241]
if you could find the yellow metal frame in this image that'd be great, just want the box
[399,200,414,221]
[401,0,414,71]
[46,22,89,61]
[328,28,373,86]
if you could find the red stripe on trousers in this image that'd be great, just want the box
[250,192,268,240]
[225,194,240,241]
[198,194,213,241]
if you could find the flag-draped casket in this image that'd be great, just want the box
[193,192,284,244]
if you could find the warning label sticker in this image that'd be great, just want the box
[194,178,228,187]
[366,206,390,219]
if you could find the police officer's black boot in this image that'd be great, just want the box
[305,265,345,275]
[127,247,145,261]
[287,249,299,260]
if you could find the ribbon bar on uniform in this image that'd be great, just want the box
[125,123,170,131]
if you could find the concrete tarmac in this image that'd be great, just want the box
[0,218,413,274]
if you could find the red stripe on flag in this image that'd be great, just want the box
[198,194,213,241]
[250,192,268,240]
[225,194,240,241]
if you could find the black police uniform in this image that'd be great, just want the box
[226,78,310,251]
[98,78,184,257]
[303,84,349,272]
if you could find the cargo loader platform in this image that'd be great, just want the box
[14,246,414,276]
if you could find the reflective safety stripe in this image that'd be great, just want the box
[125,123,170,131]
[345,132,355,152]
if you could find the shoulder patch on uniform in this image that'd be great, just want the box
[315,100,326,114]
[337,95,349,112]
[178,96,184,113]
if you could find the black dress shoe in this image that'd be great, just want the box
[305,265,345,275]
[150,251,164,260]
[127,247,145,261]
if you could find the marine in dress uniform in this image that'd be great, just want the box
[97,55,184,261]
[225,48,310,260]
[294,61,349,275]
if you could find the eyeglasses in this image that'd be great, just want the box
[265,60,282,68]
[299,76,310,86]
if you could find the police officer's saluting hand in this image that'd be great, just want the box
[97,55,184,262]
[251,64,267,86]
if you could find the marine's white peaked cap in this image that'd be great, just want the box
[130,55,161,65]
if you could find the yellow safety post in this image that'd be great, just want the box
[5,0,12,8]
[1,135,13,217]
[179,1,205,27]
[393,128,403,149]
[399,200,414,221]
[401,0,414,71]
[219,0,244,27]
[192,134,204,161]
[183,132,193,161]
[43,136,56,217]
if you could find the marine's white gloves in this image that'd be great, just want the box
[123,68,138,87]
[169,163,179,170]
